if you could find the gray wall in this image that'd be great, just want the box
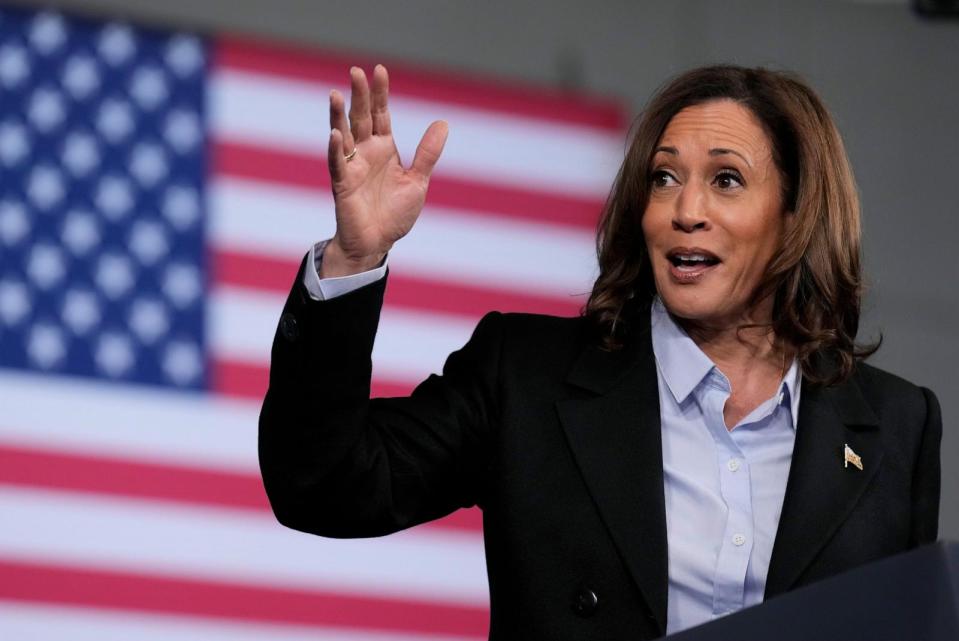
[24,0,958,537]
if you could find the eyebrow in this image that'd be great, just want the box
[709,147,752,167]
[654,146,679,156]
[653,145,752,168]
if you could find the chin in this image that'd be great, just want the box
[655,286,728,325]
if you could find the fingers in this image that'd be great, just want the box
[348,67,373,142]
[370,64,392,136]
[329,89,355,156]
[411,120,449,181]
[328,128,348,185]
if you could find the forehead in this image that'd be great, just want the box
[658,99,772,161]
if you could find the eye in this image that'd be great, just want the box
[650,170,678,189]
[714,169,744,190]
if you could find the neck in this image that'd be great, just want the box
[673,299,791,382]
[669,300,794,429]
[685,322,784,376]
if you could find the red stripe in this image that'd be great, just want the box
[212,139,604,232]
[210,357,273,401]
[211,249,585,318]
[216,36,626,132]
[0,558,488,636]
[0,444,483,534]
[0,443,268,511]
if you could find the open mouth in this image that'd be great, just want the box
[664,248,721,283]
[667,249,721,270]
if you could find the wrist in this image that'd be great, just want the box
[320,238,387,278]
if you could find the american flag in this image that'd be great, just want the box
[0,5,626,639]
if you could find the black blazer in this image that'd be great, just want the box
[259,254,942,641]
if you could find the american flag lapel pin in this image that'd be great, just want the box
[844,443,863,470]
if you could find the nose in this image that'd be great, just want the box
[672,183,710,232]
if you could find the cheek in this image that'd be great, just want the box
[639,215,653,253]
[755,212,787,255]
[640,205,669,246]
[730,218,786,283]
[728,199,785,250]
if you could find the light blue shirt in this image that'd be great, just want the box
[651,297,801,634]
[305,243,802,636]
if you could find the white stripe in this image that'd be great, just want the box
[0,370,259,472]
[0,600,483,641]
[210,286,478,383]
[0,487,488,606]
[208,177,336,259]
[209,177,598,298]
[211,69,622,198]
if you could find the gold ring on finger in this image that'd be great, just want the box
[344,147,358,162]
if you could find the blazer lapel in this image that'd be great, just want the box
[556,320,668,635]
[764,375,882,598]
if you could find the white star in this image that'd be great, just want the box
[0,43,29,88]
[129,219,169,265]
[28,322,67,370]
[29,11,68,55]
[163,262,201,308]
[61,209,101,256]
[95,331,135,377]
[26,243,67,290]
[130,142,168,187]
[162,185,200,230]
[62,130,101,177]
[97,98,135,144]
[0,119,29,167]
[61,288,101,336]
[0,200,30,246]
[95,175,135,220]
[130,65,168,110]
[165,34,204,77]
[98,23,136,67]
[163,339,202,385]
[0,278,31,326]
[28,86,67,132]
[128,297,169,344]
[27,165,66,211]
[62,54,101,100]
[164,109,201,154]
[95,252,136,300]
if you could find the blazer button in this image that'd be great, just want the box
[279,313,300,342]
[571,587,598,617]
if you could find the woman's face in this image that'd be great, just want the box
[641,99,790,328]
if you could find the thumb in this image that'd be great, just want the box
[410,120,449,180]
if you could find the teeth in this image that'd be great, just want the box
[669,252,719,270]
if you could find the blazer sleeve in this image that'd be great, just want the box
[258,252,503,538]
[909,386,942,546]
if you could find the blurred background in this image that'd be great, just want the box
[0,0,955,639]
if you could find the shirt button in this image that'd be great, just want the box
[727,459,741,472]
[732,533,746,546]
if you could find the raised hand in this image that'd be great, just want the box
[322,64,449,278]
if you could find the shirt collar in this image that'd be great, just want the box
[650,297,715,405]
[782,357,802,429]
[650,297,802,429]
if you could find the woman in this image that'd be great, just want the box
[259,64,941,640]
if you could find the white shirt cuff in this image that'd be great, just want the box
[303,239,389,301]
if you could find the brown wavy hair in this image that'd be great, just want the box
[583,65,878,385]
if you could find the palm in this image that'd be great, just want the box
[335,135,424,253]
[325,65,448,271]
